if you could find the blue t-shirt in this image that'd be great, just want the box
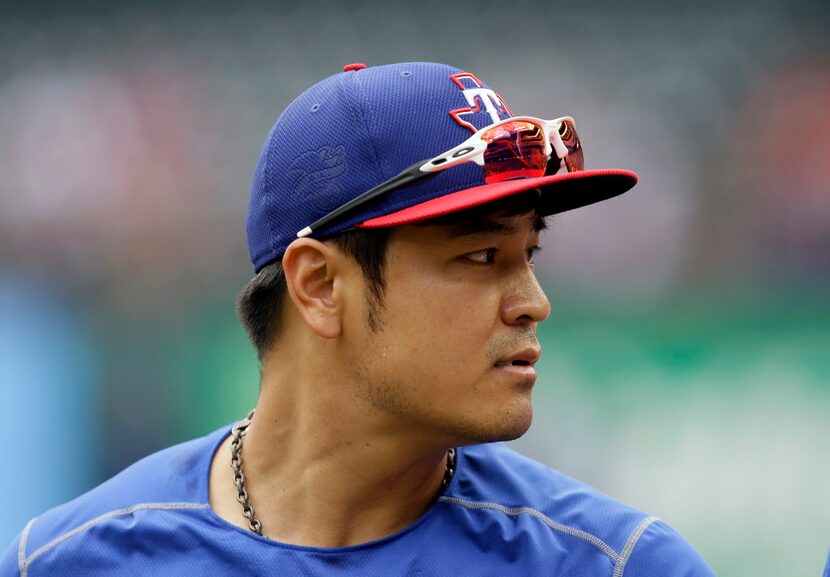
[2,424,715,576]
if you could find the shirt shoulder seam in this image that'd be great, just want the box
[438,495,621,563]
[18,517,36,577]
[613,515,659,577]
[21,501,210,572]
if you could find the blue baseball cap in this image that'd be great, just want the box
[247,62,637,272]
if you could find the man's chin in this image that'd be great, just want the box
[490,414,533,443]
[449,407,534,446]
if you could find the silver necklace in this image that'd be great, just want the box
[230,409,456,537]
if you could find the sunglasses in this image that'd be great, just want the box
[296,116,584,238]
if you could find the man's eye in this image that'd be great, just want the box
[465,248,497,264]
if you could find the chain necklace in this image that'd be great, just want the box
[230,409,457,537]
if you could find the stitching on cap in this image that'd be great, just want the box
[24,502,210,569]
[438,496,620,562]
[613,516,659,577]
[342,72,386,187]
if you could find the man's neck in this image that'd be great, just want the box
[208,381,452,548]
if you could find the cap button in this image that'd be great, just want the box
[342,62,367,72]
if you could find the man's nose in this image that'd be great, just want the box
[500,271,551,327]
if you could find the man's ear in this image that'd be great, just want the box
[281,238,345,339]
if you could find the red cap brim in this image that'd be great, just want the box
[357,169,638,229]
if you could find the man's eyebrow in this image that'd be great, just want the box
[442,218,519,239]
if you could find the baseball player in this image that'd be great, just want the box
[2,62,716,576]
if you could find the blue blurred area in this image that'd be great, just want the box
[0,278,98,545]
[0,2,828,576]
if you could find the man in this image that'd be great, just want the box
[2,62,716,576]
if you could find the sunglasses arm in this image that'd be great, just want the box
[419,138,488,173]
[296,161,438,238]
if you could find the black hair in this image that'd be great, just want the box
[237,228,391,361]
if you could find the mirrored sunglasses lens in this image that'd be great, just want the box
[481,121,548,184]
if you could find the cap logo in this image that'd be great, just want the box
[448,73,513,133]
[288,145,347,212]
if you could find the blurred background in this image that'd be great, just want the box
[1,1,828,575]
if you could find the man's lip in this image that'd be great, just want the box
[493,347,541,367]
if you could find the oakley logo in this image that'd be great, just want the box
[449,73,513,133]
